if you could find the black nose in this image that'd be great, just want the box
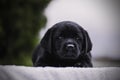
[66,44,75,51]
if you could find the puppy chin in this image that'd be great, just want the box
[59,51,80,60]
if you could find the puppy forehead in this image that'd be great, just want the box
[55,24,82,35]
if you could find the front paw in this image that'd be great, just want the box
[74,63,88,67]
[74,63,83,67]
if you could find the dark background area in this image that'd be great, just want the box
[0,0,51,66]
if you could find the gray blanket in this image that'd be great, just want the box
[0,65,120,80]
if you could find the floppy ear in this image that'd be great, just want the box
[82,29,92,53]
[32,28,53,66]
[40,28,53,53]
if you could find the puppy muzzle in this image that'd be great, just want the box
[65,43,75,51]
[62,43,79,59]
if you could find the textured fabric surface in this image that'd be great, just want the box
[0,65,120,80]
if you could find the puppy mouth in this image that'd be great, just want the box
[63,49,78,58]
[62,49,78,59]
[57,42,80,59]
[63,52,77,59]
[57,49,79,60]
[62,44,79,59]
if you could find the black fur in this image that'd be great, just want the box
[32,21,93,67]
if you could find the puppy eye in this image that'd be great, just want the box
[76,37,80,40]
[57,36,64,40]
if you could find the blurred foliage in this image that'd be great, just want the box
[0,0,51,66]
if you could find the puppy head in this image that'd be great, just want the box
[40,21,92,60]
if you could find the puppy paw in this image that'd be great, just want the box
[74,63,88,67]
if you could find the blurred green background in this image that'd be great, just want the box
[0,0,51,66]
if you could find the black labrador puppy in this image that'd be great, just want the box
[32,21,93,67]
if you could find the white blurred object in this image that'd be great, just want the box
[40,0,120,59]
